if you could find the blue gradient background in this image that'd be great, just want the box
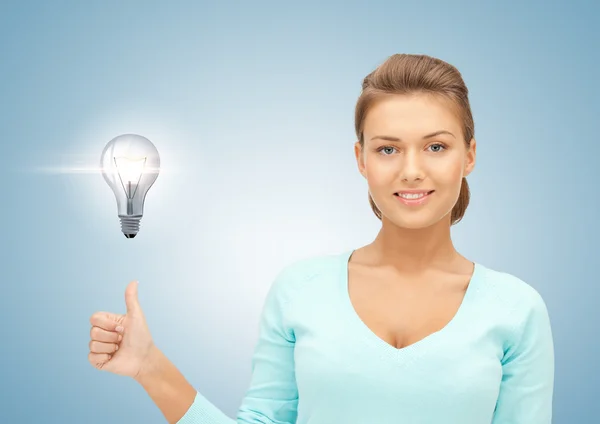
[1,1,597,422]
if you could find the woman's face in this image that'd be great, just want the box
[354,93,476,229]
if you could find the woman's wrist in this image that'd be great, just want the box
[131,344,198,423]
[134,343,164,385]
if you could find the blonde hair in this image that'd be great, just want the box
[355,54,474,225]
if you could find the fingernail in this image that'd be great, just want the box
[118,334,123,342]
[115,344,119,351]
[115,326,124,333]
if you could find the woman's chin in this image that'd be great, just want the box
[382,210,448,230]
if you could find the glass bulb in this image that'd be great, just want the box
[100,134,160,238]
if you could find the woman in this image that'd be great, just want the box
[88,54,554,423]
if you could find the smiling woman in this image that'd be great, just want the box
[88,53,554,424]
[355,92,475,230]
[354,55,475,226]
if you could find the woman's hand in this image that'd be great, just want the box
[88,281,156,380]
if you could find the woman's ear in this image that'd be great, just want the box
[464,138,476,177]
[354,141,367,178]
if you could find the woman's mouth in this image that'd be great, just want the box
[394,190,434,206]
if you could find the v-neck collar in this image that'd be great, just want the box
[338,249,483,360]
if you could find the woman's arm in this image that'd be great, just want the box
[135,346,211,424]
[135,265,300,424]
[492,291,555,423]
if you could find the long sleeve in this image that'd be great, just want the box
[176,251,556,423]
[177,267,299,424]
[492,291,555,424]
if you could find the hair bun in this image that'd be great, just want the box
[362,76,371,90]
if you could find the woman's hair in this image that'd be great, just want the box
[355,54,474,225]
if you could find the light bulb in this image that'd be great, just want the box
[100,134,160,238]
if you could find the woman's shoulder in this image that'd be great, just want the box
[267,250,349,296]
[275,250,348,283]
[475,262,550,325]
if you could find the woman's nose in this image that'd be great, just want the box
[400,152,425,182]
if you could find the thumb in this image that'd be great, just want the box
[125,280,142,314]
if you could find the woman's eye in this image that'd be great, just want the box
[428,143,446,153]
[379,146,397,155]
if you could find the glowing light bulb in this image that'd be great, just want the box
[100,134,160,238]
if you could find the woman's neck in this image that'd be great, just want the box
[367,215,461,273]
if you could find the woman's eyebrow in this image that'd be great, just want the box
[370,130,456,142]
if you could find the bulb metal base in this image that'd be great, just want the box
[119,215,142,238]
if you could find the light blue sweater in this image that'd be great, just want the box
[178,250,554,423]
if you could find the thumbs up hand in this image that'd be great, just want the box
[88,280,156,379]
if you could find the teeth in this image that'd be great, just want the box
[398,192,427,199]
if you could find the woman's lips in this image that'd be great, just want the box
[394,190,434,206]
